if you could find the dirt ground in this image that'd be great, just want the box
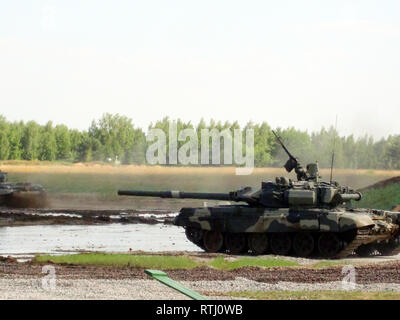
[0,207,175,226]
[1,254,400,284]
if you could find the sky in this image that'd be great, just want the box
[0,0,399,139]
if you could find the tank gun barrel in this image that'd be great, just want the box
[338,192,362,202]
[330,192,362,207]
[118,190,233,201]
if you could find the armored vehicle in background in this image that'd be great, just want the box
[118,132,400,258]
[0,171,47,208]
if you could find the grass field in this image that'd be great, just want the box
[356,182,400,210]
[34,253,201,269]
[34,253,366,270]
[208,256,299,269]
[33,253,300,269]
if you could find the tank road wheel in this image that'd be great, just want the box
[318,233,342,258]
[355,243,376,257]
[248,233,269,255]
[377,237,400,256]
[293,233,315,257]
[225,233,248,255]
[270,233,292,256]
[203,231,224,253]
[185,227,203,245]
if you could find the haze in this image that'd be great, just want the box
[0,0,399,139]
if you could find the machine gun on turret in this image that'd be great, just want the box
[272,130,318,182]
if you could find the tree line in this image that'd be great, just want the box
[0,113,399,169]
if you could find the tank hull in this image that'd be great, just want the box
[173,205,400,258]
[0,192,48,208]
[0,183,47,208]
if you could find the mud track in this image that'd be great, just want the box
[0,208,175,226]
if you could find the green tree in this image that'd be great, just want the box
[310,126,343,169]
[54,125,71,160]
[342,135,357,169]
[89,113,143,164]
[21,121,40,160]
[248,121,274,167]
[8,121,24,160]
[38,121,57,161]
[0,116,10,160]
[385,135,400,169]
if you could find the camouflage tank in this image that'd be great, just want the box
[118,133,400,258]
[0,171,47,208]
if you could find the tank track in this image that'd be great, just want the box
[386,246,400,256]
[383,245,400,256]
[185,227,397,258]
[335,229,374,258]
[376,235,400,256]
[337,228,400,258]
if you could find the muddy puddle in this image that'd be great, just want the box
[0,223,201,258]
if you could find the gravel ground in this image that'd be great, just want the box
[1,276,400,300]
[185,278,400,293]
[0,277,193,300]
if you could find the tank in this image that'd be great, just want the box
[0,171,48,208]
[118,132,400,258]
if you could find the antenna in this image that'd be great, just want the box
[330,116,338,183]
